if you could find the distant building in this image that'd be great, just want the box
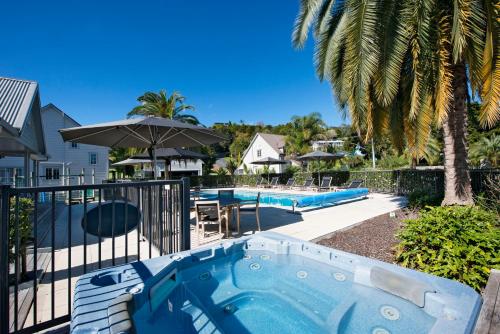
[237,133,288,174]
[0,77,47,186]
[311,139,345,151]
[0,103,109,186]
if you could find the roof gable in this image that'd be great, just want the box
[42,103,81,127]
[241,132,286,161]
[0,77,38,129]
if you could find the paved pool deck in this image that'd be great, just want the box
[270,193,406,241]
[192,192,407,246]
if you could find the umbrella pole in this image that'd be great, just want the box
[152,146,158,180]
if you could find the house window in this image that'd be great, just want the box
[45,168,53,180]
[89,152,97,165]
[45,168,60,180]
[70,142,78,149]
[257,149,262,158]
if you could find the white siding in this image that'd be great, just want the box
[0,105,109,186]
[39,105,109,186]
[239,134,286,174]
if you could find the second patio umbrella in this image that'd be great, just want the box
[250,157,289,182]
[296,151,345,184]
[59,117,225,178]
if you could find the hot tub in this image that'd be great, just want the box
[71,232,481,334]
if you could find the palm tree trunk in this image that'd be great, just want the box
[441,61,474,205]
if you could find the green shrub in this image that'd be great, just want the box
[395,206,500,291]
[8,197,34,279]
[407,190,443,208]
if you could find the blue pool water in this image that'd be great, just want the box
[71,233,482,334]
[199,189,306,207]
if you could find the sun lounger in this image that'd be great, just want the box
[280,178,295,189]
[314,176,333,192]
[335,179,364,191]
[293,177,314,190]
[266,177,279,188]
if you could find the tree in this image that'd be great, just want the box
[293,0,499,205]
[286,112,327,155]
[225,156,240,175]
[128,90,199,124]
[470,135,499,167]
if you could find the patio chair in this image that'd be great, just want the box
[280,178,295,189]
[314,176,333,192]
[237,192,261,235]
[194,201,226,245]
[335,179,364,191]
[293,177,315,191]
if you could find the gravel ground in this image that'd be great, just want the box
[316,209,418,263]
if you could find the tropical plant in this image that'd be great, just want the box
[225,156,240,175]
[214,167,228,176]
[396,205,500,291]
[470,134,499,167]
[9,197,33,279]
[128,90,199,124]
[286,112,327,155]
[293,0,499,205]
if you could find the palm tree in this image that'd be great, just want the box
[286,112,327,155]
[470,135,499,167]
[128,90,199,125]
[293,0,499,205]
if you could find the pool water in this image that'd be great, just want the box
[200,190,306,207]
[133,250,435,334]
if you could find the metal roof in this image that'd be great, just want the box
[0,77,38,129]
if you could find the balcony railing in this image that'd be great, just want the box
[0,178,191,334]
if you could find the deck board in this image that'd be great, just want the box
[474,269,500,334]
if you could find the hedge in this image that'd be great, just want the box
[186,169,499,196]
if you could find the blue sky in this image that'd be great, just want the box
[0,0,346,127]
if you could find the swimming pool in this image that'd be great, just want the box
[199,189,305,206]
[71,232,481,334]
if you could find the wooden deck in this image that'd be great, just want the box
[474,269,500,334]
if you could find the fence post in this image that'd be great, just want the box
[0,185,11,334]
[181,177,191,251]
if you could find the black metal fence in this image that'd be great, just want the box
[188,169,499,195]
[0,178,191,334]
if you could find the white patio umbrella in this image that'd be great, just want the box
[59,117,226,179]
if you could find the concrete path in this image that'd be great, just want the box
[235,193,406,241]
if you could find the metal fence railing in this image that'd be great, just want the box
[0,178,191,334]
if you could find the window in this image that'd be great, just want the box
[70,142,78,149]
[257,149,262,158]
[45,168,53,180]
[45,168,60,180]
[89,152,97,165]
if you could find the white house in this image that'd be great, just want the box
[0,103,109,186]
[39,103,109,186]
[135,160,204,178]
[0,77,47,186]
[237,133,288,174]
[312,139,345,151]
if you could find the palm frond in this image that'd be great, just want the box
[292,0,323,49]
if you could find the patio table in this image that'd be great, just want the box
[191,197,242,237]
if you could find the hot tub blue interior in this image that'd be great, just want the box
[71,233,482,334]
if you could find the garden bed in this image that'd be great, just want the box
[315,209,417,263]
